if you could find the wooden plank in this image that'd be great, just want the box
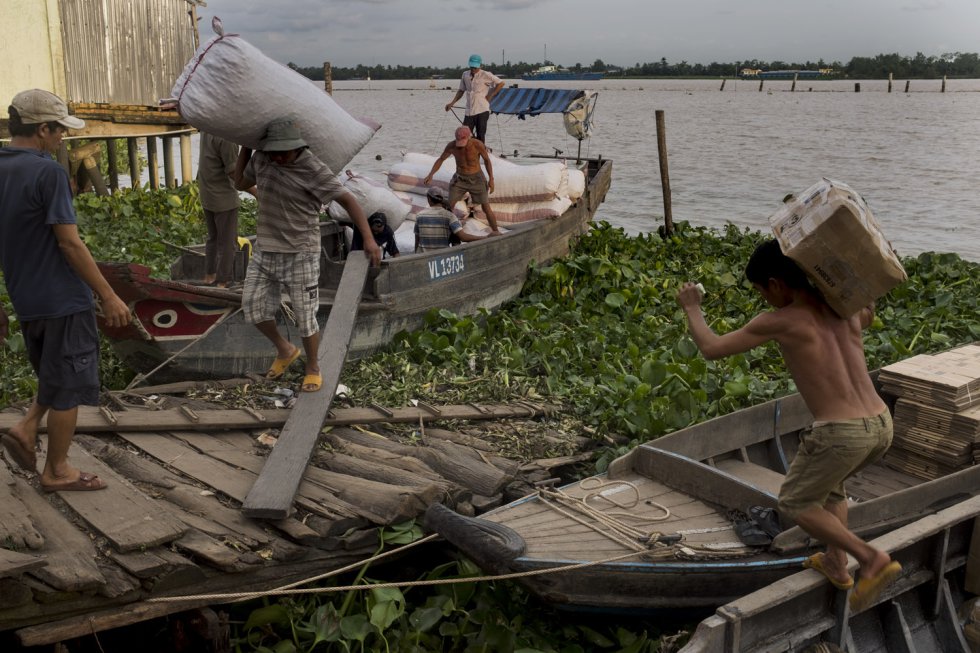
[0,458,45,551]
[13,478,105,592]
[630,447,779,514]
[49,443,187,552]
[115,431,362,525]
[243,255,370,519]
[0,549,47,580]
[0,403,553,433]
[771,463,980,554]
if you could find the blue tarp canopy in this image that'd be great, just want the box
[489,88,585,119]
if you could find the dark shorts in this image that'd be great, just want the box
[22,309,101,410]
[463,111,490,142]
[777,409,893,518]
[449,171,490,207]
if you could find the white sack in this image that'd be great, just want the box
[328,171,410,230]
[171,33,379,174]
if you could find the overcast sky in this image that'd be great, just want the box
[198,0,980,69]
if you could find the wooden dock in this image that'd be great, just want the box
[0,389,590,648]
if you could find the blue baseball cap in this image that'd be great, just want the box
[468,54,482,68]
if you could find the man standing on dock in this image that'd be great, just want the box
[233,120,380,392]
[444,54,504,143]
[0,89,131,491]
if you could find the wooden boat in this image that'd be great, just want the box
[425,387,980,612]
[680,493,980,652]
[96,154,611,381]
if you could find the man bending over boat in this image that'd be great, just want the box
[423,126,500,234]
[234,120,381,392]
[0,89,131,491]
[677,239,901,613]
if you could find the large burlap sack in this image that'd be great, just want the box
[171,30,379,174]
[327,171,411,230]
[489,197,573,224]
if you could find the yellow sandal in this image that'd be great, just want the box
[266,347,301,379]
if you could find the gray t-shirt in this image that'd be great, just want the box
[242,149,346,253]
[197,132,241,212]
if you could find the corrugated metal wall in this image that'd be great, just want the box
[59,0,198,106]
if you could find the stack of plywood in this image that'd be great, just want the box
[878,344,980,480]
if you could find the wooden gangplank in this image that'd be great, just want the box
[242,256,369,519]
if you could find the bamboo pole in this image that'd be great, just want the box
[905,80,910,93]
[146,136,159,190]
[127,137,140,188]
[791,72,797,92]
[655,110,673,237]
[162,136,175,188]
[106,139,119,192]
[179,133,192,185]
[324,62,333,95]
[759,79,764,92]
[719,78,725,91]
[941,75,947,92]
[888,72,893,93]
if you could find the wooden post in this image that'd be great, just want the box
[854,83,861,93]
[654,110,674,237]
[146,136,159,190]
[323,62,333,95]
[162,136,175,188]
[179,133,192,185]
[719,78,726,91]
[941,75,947,92]
[888,72,893,93]
[106,139,119,192]
[791,72,797,92]
[127,137,140,188]
[905,80,911,93]
[759,79,764,92]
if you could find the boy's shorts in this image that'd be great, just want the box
[777,410,893,519]
[22,309,100,410]
[242,249,320,337]
[449,171,489,206]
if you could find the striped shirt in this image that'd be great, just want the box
[414,207,463,252]
[243,149,345,253]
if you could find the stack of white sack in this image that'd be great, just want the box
[386,152,585,224]
[170,26,378,174]
[326,170,411,230]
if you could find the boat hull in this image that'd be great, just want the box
[98,158,612,381]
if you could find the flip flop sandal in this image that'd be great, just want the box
[803,552,854,590]
[41,471,107,492]
[266,347,302,379]
[849,561,902,612]
[2,434,37,473]
[301,373,322,393]
[730,511,772,547]
[749,505,784,538]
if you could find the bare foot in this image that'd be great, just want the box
[40,468,108,492]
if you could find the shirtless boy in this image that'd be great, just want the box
[676,238,902,612]
[423,126,500,234]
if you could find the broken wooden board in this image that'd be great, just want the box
[243,255,369,519]
[0,458,45,551]
[0,548,47,581]
[51,443,187,552]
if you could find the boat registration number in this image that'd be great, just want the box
[428,253,465,280]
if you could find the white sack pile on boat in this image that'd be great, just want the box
[327,170,411,230]
[387,152,586,224]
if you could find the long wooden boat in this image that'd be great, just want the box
[680,493,980,652]
[425,386,980,612]
[96,155,611,381]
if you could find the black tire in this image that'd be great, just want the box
[424,503,526,562]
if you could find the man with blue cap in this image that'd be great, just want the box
[444,54,504,143]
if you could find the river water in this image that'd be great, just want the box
[322,77,980,263]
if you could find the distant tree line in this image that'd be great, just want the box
[288,51,980,80]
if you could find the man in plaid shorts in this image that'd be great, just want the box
[234,120,380,392]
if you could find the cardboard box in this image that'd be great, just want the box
[768,178,907,318]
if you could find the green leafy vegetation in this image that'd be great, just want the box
[2,189,979,650]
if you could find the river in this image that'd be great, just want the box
[321,77,980,263]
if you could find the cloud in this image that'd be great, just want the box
[472,0,548,9]
[901,1,944,9]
